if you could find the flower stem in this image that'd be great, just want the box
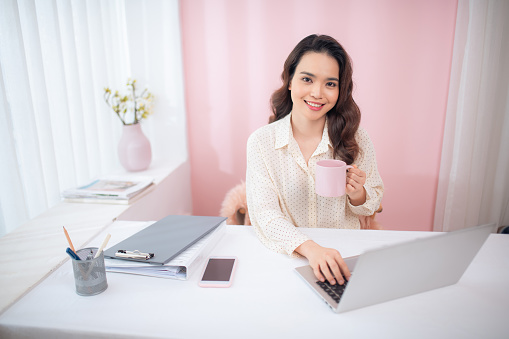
[131,81,137,124]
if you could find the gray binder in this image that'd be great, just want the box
[104,215,226,265]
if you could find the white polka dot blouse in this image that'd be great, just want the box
[246,113,384,257]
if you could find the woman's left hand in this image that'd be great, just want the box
[346,164,366,206]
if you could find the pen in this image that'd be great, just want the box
[94,234,111,259]
[66,247,81,260]
[63,226,76,253]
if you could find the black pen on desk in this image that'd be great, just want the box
[66,247,81,260]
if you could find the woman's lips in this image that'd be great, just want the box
[305,100,324,111]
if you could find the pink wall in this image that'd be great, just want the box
[180,0,458,231]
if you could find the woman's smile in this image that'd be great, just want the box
[305,100,325,110]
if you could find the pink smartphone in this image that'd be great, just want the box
[198,256,237,288]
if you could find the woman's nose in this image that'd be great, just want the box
[310,84,322,99]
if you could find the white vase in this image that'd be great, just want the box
[117,123,152,171]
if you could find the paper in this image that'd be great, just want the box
[62,176,154,201]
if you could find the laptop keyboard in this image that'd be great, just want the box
[316,278,349,303]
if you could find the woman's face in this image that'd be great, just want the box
[289,52,340,124]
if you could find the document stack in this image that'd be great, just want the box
[62,176,154,204]
[103,215,227,280]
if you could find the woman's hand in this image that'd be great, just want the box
[295,240,351,285]
[346,164,366,206]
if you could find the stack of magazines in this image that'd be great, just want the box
[62,176,154,204]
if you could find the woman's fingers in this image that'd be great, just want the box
[337,257,351,281]
[346,164,366,201]
[326,259,343,285]
[317,252,350,285]
[311,263,325,283]
[319,260,337,285]
[347,165,366,186]
[296,241,350,285]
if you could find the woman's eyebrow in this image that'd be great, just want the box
[299,71,339,82]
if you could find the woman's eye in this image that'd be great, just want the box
[302,77,312,83]
[326,82,337,87]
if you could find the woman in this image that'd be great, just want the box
[246,34,383,286]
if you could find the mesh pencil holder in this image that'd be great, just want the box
[71,247,108,296]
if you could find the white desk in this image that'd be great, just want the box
[0,160,192,314]
[0,222,508,339]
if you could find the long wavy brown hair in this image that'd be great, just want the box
[269,34,361,164]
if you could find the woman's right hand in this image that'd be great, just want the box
[295,240,351,285]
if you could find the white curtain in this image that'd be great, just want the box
[0,0,187,237]
[434,0,509,232]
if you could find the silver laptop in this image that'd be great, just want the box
[295,224,495,313]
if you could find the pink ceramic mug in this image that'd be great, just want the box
[315,160,353,197]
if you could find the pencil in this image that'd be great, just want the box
[63,226,76,253]
[94,234,111,259]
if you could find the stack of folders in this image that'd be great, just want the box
[103,215,227,280]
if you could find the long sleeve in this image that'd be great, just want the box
[246,132,310,256]
[347,128,384,216]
